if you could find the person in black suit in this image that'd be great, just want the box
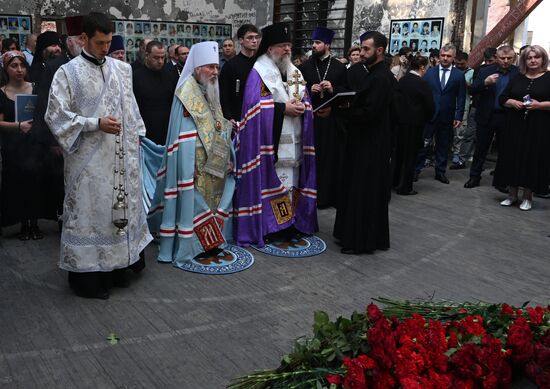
[464,45,518,188]
[393,55,435,195]
[415,44,466,184]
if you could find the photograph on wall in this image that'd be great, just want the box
[0,14,32,50]
[389,17,444,56]
[111,19,232,63]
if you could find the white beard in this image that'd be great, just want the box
[196,71,221,109]
[269,53,292,77]
[204,79,220,107]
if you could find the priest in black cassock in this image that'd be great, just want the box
[218,24,260,124]
[299,26,347,209]
[133,41,178,145]
[333,31,393,255]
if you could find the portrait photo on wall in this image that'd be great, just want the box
[389,17,444,56]
[110,18,232,62]
[0,14,32,49]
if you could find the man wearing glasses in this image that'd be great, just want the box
[219,24,261,124]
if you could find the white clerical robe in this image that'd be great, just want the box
[45,54,152,272]
[254,54,305,190]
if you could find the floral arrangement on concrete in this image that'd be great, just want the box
[229,298,550,388]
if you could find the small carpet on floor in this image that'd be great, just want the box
[176,245,254,274]
[252,235,326,258]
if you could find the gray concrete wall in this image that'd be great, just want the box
[0,0,273,38]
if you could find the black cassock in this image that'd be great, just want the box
[219,52,256,121]
[333,61,393,253]
[393,72,435,193]
[299,55,347,208]
[133,65,177,145]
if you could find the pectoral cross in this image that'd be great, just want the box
[287,69,307,101]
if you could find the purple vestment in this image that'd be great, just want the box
[233,68,318,247]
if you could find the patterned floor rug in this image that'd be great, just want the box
[176,245,254,275]
[252,235,326,258]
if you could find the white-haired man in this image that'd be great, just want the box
[147,41,236,268]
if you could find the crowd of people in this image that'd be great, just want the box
[0,11,549,299]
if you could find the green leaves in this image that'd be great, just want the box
[106,333,120,345]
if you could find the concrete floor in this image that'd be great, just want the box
[0,165,548,388]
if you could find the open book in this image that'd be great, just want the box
[312,91,356,113]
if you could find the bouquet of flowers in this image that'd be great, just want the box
[229,298,550,388]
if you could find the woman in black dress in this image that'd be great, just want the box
[0,51,44,239]
[494,45,550,211]
[393,55,435,195]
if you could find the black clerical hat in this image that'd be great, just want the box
[257,23,292,56]
[34,31,61,63]
[108,35,124,54]
[312,26,335,44]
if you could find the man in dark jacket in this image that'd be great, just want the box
[464,45,518,188]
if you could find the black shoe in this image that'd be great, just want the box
[413,172,419,182]
[494,186,509,194]
[464,176,481,188]
[449,162,466,170]
[435,174,449,184]
[340,247,356,255]
[113,271,130,288]
[95,288,110,300]
[396,189,418,195]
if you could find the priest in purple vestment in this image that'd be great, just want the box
[233,23,318,247]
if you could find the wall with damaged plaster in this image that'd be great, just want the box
[0,0,273,37]
[351,0,454,46]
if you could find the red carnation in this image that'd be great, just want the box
[507,317,535,367]
[367,303,383,323]
[501,304,514,316]
[326,374,343,385]
[526,306,545,326]
[457,316,486,337]
[448,331,459,348]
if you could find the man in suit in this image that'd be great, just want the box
[464,45,518,188]
[416,44,466,184]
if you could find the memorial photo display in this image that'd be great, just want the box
[389,17,444,56]
[0,14,32,50]
[112,19,232,63]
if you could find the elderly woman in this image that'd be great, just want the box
[494,45,550,211]
[346,46,361,68]
[0,51,47,239]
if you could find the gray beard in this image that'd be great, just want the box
[269,53,292,76]
[197,73,221,109]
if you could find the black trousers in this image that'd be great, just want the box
[68,252,145,297]
[469,111,505,178]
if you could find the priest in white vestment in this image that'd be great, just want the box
[45,12,152,299]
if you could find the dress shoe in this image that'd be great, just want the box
[464,176,481,188]
[434,174,449,184]
[519,199,532,211]
[396,189,418,196]
[340,247,356,255]
[500,197,518,206]
[449,162,466,170]
[495,186,509,194]
[340,247,374,255]
[113,272,130,288]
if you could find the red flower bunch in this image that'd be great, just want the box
[327,303,550,389]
